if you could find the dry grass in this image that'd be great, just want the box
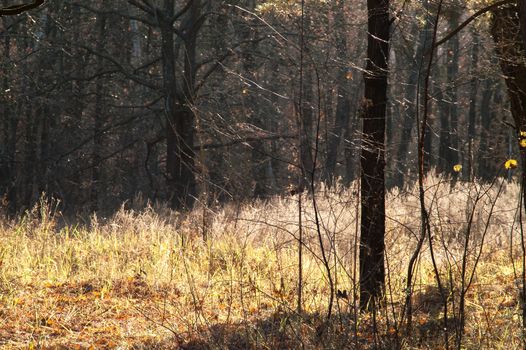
[0,176,524,349]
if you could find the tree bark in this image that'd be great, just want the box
[324,0,352,186]
[447,12,460,171]
[466,31,479,181]
[1,23,18,215]
[91,4,108,212]
[395,12,432,188]
[299,64,315,191]
[491,4,526,333]
[518,0,526,51]
[359,0,389,310]
[343,83,362,186]
[238,0,276,198]
[491,5,526,131]
[158,0,198,210]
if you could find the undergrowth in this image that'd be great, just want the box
[0,177,524,349]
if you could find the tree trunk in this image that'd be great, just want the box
[492,4,526,332]
[1,27,18,215]
[437,17,460,176]
[238,0,276,198]
[436,69,451,174]
[324,0,351,186]
[518,0,526,51]
[395,6,432,188]
[480,78,504,181]
[299,66,315,191]
[91,5,108,212]
[491,6,526,131]
[359,0,389,310]
[446,12,460,172]
[343,83,362,186]
[158,0,198,210]
[466,31,479,181]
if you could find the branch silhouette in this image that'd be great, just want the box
[0,0,44,16]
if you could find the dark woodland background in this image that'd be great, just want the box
[0,0,517,216]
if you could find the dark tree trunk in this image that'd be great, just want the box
[466,31,479,181]
[423,111,433,174]
[33,11,56,202]
[343,83,362,186]
[478,78,494,180]
[447,13,460,171]
[22,106,37,209]
[491,6,526,131]
[91,5,107,212]
[491,4,526,332]
[324,0,352,186]
[20,18,40,210]
[159,4,182,208]
[238,0,276,198]
[299,68,315,190]
[395,8,432,188]
[359,0,389,310]
[519,0,526,50]
[158,0,198,210]
[167,104,196,210]
[1,27,18,215]
[437,13,460,176]
[436,72,451,174]
[478,78,502,181]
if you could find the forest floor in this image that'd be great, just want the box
[0,178,525,349]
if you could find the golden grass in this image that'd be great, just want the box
[0,176,525,349]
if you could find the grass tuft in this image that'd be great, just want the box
[0,177,524,348]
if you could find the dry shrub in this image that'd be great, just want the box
[0,175,524,348]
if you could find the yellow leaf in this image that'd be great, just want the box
[505,159,518,169]
[453,164,462,172]
[520,139,526,148]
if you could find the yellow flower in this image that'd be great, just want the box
[453,164,462,172]
[520,130,526,137]
[520,139,526,148]
[505,159,518,169]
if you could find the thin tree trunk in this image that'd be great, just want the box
[478,78,494,180]
[91,4,107,212]
[1,26,18,215]
[436,64,451,174]
[447,12,460,172]
[343,83,362,186]
[299,68,315,190]
[466,31,479,181]
[324,0,351,186]
[395,7,432,187]
[238,0,276,198]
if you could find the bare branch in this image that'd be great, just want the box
[0,0,44,16]
[434,0,514,48]
[128,0,154,16]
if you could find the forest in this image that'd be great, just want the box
[2,0,526,348]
